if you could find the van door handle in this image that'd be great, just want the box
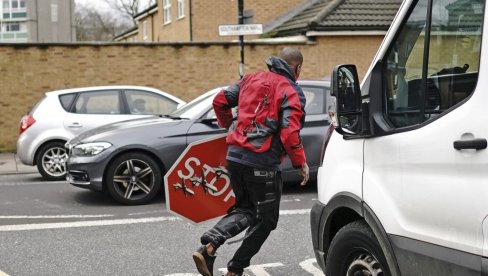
[68,123,82,128]
[453,138,487,150]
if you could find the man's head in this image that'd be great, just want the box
[278,47,303,80]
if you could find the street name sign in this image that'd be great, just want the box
[219,24,263,36]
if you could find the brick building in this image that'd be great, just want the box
[1,0,403,151]
[114,0,306,42]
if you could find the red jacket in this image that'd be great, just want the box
[213,57,307,168]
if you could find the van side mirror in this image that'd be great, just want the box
[331,64,363,136]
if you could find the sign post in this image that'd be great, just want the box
[238,0,244,79]
[218,0,263,79]
[237,0,244,79]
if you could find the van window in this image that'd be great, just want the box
[384,0,484,128]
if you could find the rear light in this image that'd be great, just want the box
[319,124,335,166]
[19,115,36,134]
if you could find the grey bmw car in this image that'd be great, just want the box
[66,81,331,205]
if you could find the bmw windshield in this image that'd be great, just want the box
[169,87,224,119]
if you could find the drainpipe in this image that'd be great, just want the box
[35,0,39,42]
[238,0,244,78]
[189,0,193,41]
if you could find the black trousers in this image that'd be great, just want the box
[200,160,283,273]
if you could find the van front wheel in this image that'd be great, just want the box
[325,220,391,276]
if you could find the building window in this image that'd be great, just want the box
[11,0,24,10]
[3,0,9,9]
[143,20,148,40]
[177,0,184,19]
[163,0,171,24]
[51,4,58,22]
[6,22,20,32]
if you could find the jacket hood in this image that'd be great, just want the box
[265,56,296,81]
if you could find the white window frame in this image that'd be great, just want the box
[142,20,148,40]
[177,0,184,19]
[163,0,171,24]
[2,0,9,10]
[10,0,25,12]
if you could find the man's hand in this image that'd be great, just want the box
[299,162,309,186]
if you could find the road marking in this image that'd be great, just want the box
[0,270,9,276]
[0,216,180,232]
[281,198,302,203]
[165,260,322,276]
[279,209,310,215]
[0,181,66,187]
[0,209,310,232]
[0,214,114,219]
[300,258,325,275]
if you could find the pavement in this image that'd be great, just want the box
[0,153,38,175]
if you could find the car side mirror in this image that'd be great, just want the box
[331,64,363,136]
[199,118,218,125]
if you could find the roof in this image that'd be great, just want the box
[44,85,185,105]
[134,3,159,21]
[270,0,403,36]
[113,26,138,41]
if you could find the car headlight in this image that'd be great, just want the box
[72,142,112,157]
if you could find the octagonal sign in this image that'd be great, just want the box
[164,134,235,224]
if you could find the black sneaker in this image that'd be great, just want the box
[192,245,216,276]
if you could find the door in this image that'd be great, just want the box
[63,90,135,137]
[185,108,227,145]
[362,0,487,273]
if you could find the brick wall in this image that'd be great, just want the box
[0,36,383,151]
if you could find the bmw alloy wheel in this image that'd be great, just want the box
[106,152,162,205]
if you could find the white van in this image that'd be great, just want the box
[311,0,487,275]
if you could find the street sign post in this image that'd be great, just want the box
[164,134,235,224]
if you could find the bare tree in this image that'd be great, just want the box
[75,4,132,41]
[104,0,156,24]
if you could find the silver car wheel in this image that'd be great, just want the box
[112,159,155,201]
[41,146,67,178]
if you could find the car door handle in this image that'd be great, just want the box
[453,138,487,150]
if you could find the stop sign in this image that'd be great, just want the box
[164,134,235,223]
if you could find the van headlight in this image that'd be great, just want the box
[71,142,112,157]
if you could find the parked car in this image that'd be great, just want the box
[66,80,331,205]
[16,86,185,181]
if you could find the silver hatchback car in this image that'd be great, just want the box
[17,86,185,181]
